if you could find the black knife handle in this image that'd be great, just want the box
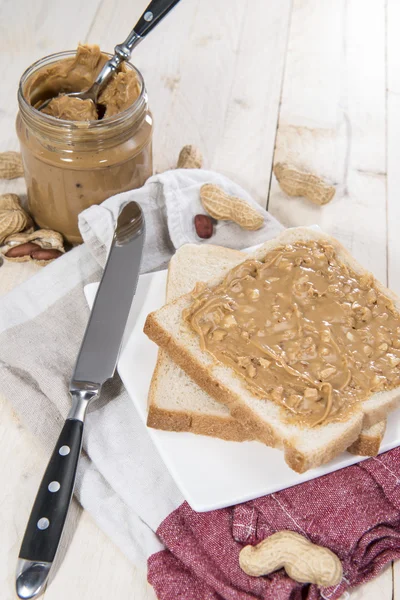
[19,419,84,563]
[134,0,182,38]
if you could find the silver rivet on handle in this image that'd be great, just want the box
[37,518,49,530]
[48,481,61,492]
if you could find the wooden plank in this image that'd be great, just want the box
[87,0,292,205]
[387,0,400,296]
[268,0,387,283]
[0,0,102,152]
[394,560,400,600]
[42,509,157,600]
[211,0,291,202]
[349,565,393,600]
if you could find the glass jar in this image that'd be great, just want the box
[17,51,153,245]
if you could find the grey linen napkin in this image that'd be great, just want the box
[0,169,283,566]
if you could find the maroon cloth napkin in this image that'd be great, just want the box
[148,447,400,599]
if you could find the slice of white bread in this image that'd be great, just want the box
[347,420,386,456]
[144,228,400,473]
[148,245,252,441]
[148,243,387,453]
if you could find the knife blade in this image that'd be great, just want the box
[71,202,145,387]
[16,201,145,600]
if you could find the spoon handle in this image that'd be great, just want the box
[134,0,182,38]
[116,0,182,58]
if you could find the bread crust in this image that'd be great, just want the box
[147,405,252,441]
[347,421,386,456]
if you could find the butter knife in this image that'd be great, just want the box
[16,201,145,599]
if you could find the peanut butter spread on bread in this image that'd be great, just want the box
[184,241,400,427]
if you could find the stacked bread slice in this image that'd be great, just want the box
[145,229,397,472]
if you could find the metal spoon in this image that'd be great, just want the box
[38,0,182,114]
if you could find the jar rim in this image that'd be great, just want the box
[18,49,147,131]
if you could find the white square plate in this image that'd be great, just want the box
[84,257,400,512]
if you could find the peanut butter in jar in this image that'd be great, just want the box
[16,45,153,245]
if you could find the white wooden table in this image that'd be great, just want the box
[0,0,398,598]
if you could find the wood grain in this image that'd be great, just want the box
[0,0,397,598]
[349,564,393,600]
[387,0,400,296]
[269,0,387,282]
[0,0,102,151]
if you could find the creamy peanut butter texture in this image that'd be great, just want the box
[184,241,400,427]
[24,44,140,121]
